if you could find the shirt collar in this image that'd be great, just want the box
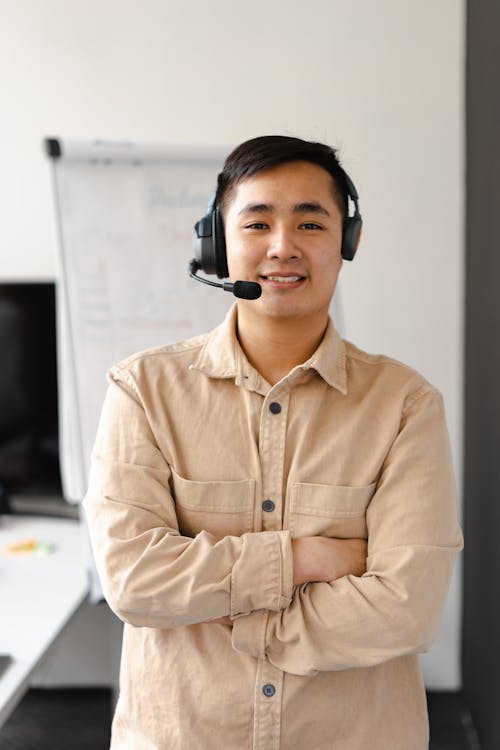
[191,305,240,380]
[191,305,347,395]
[302,318,347,394]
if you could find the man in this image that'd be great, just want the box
[84,135,463,749]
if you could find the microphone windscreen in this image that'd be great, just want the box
[232,281,262,300]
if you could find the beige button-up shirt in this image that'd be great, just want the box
[84,306,463,750]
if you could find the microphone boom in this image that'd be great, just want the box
[188,259,262,300]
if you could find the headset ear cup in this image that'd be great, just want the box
[213,206,228,279]
[192,222,203,265]
[193,215,217,274]
[201,235,218,274]
[341,217,363,261]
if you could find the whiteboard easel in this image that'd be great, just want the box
[46,139,230,503]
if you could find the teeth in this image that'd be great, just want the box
[267,275,302,282]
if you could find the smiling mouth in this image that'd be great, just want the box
[261,274,306,283]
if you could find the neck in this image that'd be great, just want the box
[236,306,329,386]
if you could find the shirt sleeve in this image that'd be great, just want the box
[232,387,464,675]
[83,369,293,629]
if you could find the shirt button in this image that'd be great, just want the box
[263,684,276,697]
[262,499,275,513]
[269,402,281,414]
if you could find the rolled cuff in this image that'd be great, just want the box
[230,530,293,617]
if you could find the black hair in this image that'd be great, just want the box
[215,135,349,216]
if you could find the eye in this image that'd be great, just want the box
[300,222,323,230]
[245,222,268,230]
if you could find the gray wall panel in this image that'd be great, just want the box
[464,1,500,747]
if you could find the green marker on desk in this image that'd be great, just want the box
[35,542,57,556]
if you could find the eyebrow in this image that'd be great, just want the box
[237,201,331,217]
[294,202,331,217]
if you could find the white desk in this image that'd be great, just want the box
[0,515,88,727]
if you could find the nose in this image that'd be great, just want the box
[266,226,302,261]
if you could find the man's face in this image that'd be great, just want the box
[223,161,344,326]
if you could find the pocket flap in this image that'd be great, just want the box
[291,482,376,517]
[171,469,255,513]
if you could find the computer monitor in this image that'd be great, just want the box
[0,282,62,510]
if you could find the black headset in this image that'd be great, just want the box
[192,166,363,280]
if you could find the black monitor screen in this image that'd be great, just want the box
[0,282,62,499]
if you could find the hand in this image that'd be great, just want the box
[292,536,367,585]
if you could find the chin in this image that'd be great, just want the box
[258,301,306,320]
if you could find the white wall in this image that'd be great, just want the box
[0,0,465,689]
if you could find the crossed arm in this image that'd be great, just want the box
[84,370,463,675]
[211,536,366,627]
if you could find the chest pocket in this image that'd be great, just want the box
[289,482,376,539]
[171,470,255,541]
